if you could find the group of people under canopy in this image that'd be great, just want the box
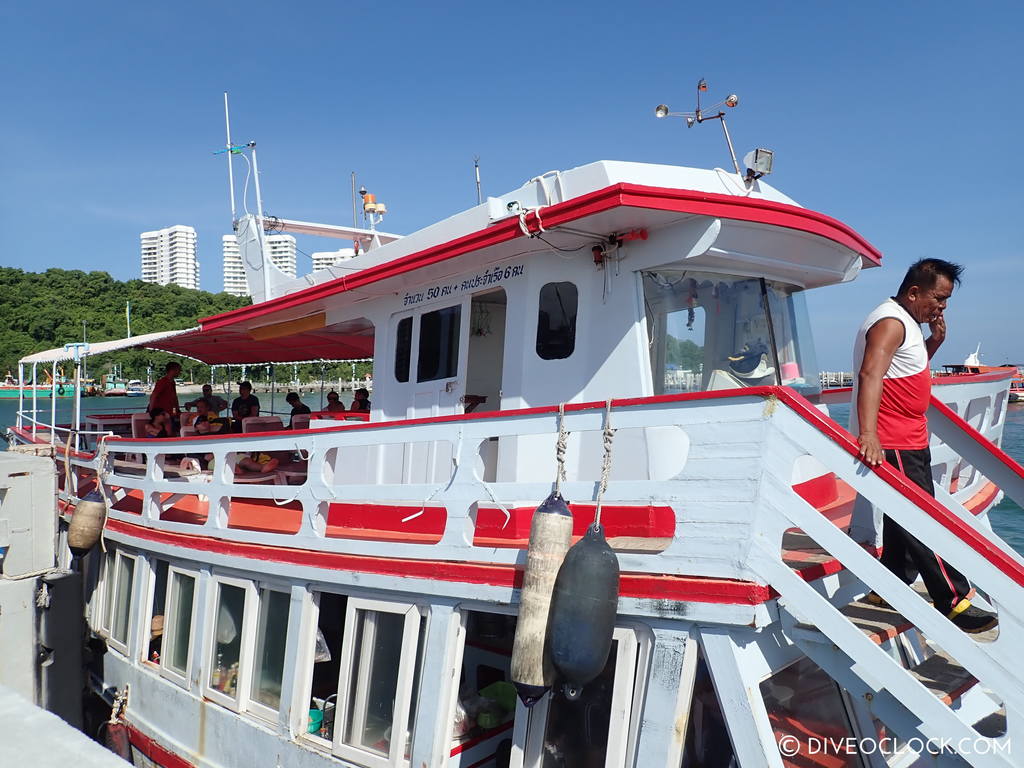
[143,361,371,439]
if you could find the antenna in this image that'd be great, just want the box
[654,78,742,175]
[474,156,482,205]
[223,92,237,227]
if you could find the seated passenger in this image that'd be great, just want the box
[235,452,279,475]
[324,391,346,413]
[193,399,227,435]
[145,408,172,438]
[286,391,312,428]
[185,384,229,414]
[350,387,371,413]
[231,381,261,432]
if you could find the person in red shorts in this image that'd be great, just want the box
[148,361,182,435]
[852,258,997,634]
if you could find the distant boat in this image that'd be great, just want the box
[940,344,1024,402]
[125,379,147,397]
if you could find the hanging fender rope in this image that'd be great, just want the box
[518,208,547,238]
[594,399,615,527]
[554,402,568,493]
[95,434,113,553]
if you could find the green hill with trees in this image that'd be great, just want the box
[0,267,249,381]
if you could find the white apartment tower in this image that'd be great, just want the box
[140,226,199,289]
[222,234,298,296]
[311,247,356,272]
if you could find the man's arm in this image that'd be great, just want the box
[925,313,946,359]
[249,398,260,418]
[856,318,904,467]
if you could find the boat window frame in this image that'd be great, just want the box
[518,624,650,768]
[245,583,294,724]
[201,573,258,714]
[394,315,413,384]
[416,304,462,383]
[332,595,425,768]
[106,549,137,656]
[139,557,169,667]
[535,280,579,361]
[97,548,116,635]
[158,564,200,688]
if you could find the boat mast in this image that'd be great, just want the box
[249,143,269,301]
[474,156,482,205]
[224,92,237,228]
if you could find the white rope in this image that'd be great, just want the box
[517,208,547,238]
[95,434,113,554]
[554,403,568,494]
[594,399,615,528]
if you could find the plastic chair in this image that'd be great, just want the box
[241,416,284,434]
[291,414,311,431]
[131,412,151,438]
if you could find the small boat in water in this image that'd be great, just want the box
[940,344,1024,403]
[8,91,1024,768]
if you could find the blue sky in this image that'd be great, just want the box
[2,1,1021,369]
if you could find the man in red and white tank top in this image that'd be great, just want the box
[852,258,997,634]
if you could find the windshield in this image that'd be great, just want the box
[643,271,820,396]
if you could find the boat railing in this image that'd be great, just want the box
[15,409,116,448]
[814,373,1011,512]
[749,387,1024,758]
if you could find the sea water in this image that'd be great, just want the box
[2,395,1023,556]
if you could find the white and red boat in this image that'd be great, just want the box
[9,139,1024,768]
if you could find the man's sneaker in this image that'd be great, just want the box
[864,592,891,609]
[947,601,998,634]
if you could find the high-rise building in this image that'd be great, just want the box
[311,247,356,273]
[222,233,297,296]
[140,225,199,289]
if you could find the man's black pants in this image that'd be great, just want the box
[880,447,971,615]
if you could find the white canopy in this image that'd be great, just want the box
[19,328,199,366]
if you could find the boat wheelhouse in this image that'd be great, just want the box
[10,160,1024,768]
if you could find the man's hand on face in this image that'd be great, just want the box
[858,432,885,467]
[928,312,946,345]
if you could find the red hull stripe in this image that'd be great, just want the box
[127,724,195,768]
[195,183,881,332]
[449,721,515,756]
[104,517,772,604]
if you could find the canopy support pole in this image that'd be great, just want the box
[270,365,276,417]
[73,359,82,452]
[17,363,24,430]
[50,362,57,445]
[31,364,38,437]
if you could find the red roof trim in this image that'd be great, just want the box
[197,183,881,331]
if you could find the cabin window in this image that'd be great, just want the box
[536,282,578,360]
[417,305,461,382]
[301,592,426,766]
[681,650,734,768]
[108,550,136,651]
[144,559,169,664]
[305,591,349,744]
[521,626,647,768]
[451,612,517,753]
[341,603,417,759]
[250,588,291,711]
[100,549,116,633]
[642,272,821,396]
[395,316,412,383]
[208,580,249,703]
[163,569,197,678]
[760,657,857,766]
